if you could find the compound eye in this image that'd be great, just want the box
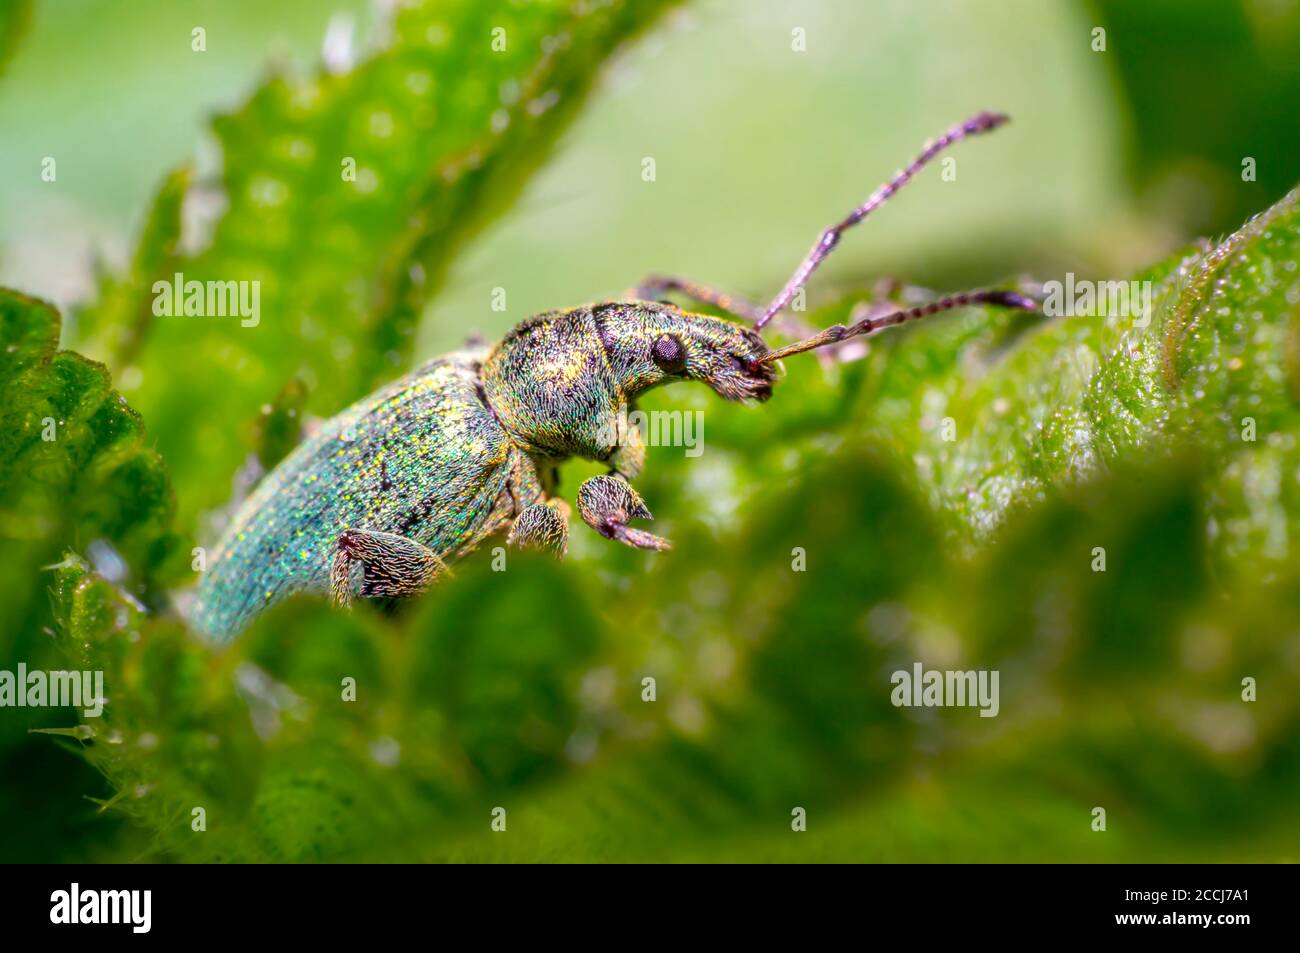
[651,334,687,373]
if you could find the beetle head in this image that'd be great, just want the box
[609,301,777,403]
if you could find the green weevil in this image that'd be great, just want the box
[191,111,1035,640]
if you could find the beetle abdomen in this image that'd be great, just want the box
[191,352,518,640]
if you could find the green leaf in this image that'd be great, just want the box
[837,187,1300,579]
[0,288,176,859]
[0,289,175,578]
[0,290,173,700]
[414,454,1300,862]
[52,552,604,861]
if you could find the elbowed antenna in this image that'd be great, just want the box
[756,111,1012,331]
[750,289,1037,367]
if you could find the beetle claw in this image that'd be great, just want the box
[577,474,671,552]
[608,524,672,551]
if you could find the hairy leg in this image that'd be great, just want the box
[507,499,570,556]
[577,474,670,551]
[329,529,450,608]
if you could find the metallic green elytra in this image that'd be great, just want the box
[191,111,1036,640]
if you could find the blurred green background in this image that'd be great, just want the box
[1,0,1299,862]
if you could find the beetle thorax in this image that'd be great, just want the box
[480,306,627,462]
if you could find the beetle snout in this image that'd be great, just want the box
[737,352,777,401]
[703,341,776,402]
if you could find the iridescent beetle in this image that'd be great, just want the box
[192,111,1036,639]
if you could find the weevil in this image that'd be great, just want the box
[191,111,1036,640]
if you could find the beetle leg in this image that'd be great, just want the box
[577,474,670,551]
[507,499,570,557]
[629,274,762,323]
[329,529,450,608]
[605,410,646,480]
